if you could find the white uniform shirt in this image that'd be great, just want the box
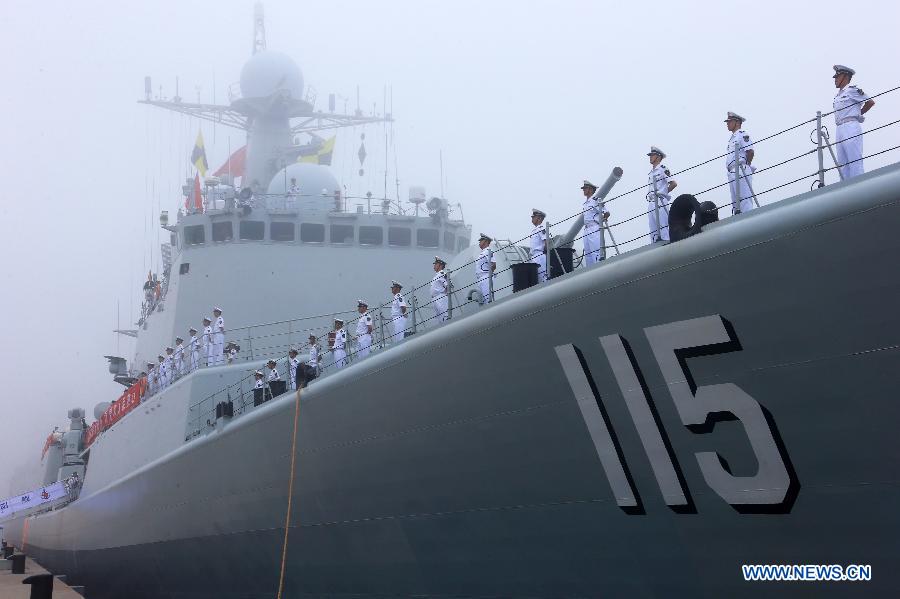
[202,326,212,348]
[356,311,373,336]
[391,293,408,319]
[267,367,279,382]
[583,196,604,233]
[254,378,264,389]
[307,345,320,367]
[648,164,672,200]
[214,316,225,337]
[289,356,301,376]
[332,328,347,350]
[430,270,448,298]
[529,223,547,259]
[163,355,174,378]
[833,85,870,125]
[189,334,199,353]
[726,129,754,170]
[289,184,300,195]
[475,247,496,279]
[174,343,185,365]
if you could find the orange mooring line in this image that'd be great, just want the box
[276,387,302,599]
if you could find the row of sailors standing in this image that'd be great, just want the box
[145,307,226,395]
[253,334,323,392]
[644,65,876,242]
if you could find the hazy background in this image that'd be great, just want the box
[2,0,899,493]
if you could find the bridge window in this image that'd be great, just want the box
[330,224,354,244]
[443,232,456,252]
[239,221,265,241]
[212,221,233,242]
[359,226,383,246]
[300,223,325,242]
[388,226,411,246]
[184,225,205,245]
[416,228,439,248]
[271,222,295,242]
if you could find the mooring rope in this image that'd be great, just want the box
[276,387,302,598]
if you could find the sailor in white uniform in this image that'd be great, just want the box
[646,147,677,242]
[475,233,497,303]
[389,281,409,341]
[305,334,320,384]
[430,256,449,322]
[288,348,301,390]
[832,65,875,180]
[174,337,186,376]
[188,327,200,372]
[355,300,374,359]
[201,317,213,367]
[253,370,265,390]
[266,359,280,382]
[163,347,175,384]
[581,181,609,265]
[147,362,157,395]
[157,354,168,389]
[212,307,225,366]
[529,209,548,282]
[724,112,756,214]
[330,318,347,369]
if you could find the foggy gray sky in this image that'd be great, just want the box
[2,0,898,493]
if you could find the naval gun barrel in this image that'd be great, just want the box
[556,167,623,248]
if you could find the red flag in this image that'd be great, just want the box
[193,173,203,213]
[214,145,247,178]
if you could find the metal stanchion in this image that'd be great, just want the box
[731,141,743,214]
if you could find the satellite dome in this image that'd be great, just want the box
[268,163,341,211]
[239,51,304,100]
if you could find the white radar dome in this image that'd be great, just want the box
[239,51,304,100]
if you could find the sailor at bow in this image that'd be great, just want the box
[832,65,875,180]
[389,281,409,340]
[330,318,347,369]
[431,256,450,322]
[355,300,374,359]
[475,233,496,303]
[646,147,676,242]
[529,209,548,282]
[724,112,756,214]
[581,181,609,265]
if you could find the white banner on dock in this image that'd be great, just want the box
[0,481,67,519]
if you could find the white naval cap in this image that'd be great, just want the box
[289,347,299,353]
[833,64,855,77]
[147,362,155,367]
[531,208,547,218]
[478,233,493,242]
[202,316,211,322]
[391,280,403,288]
[724,111,746,123]
[188,326,197,332]
[647,146,666,158]
[213,306,223,313]
[308,333,317,338]
[165,346,174,351]
[175,336,183,342]
[266,359,276,365]
[157,354,165,359]
[581,180,598,189]
[254,370,264,376]
[334,317,344,323]
[433,255,447,265]
[357,299,368,307]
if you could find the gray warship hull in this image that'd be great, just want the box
[5,163,900,597]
